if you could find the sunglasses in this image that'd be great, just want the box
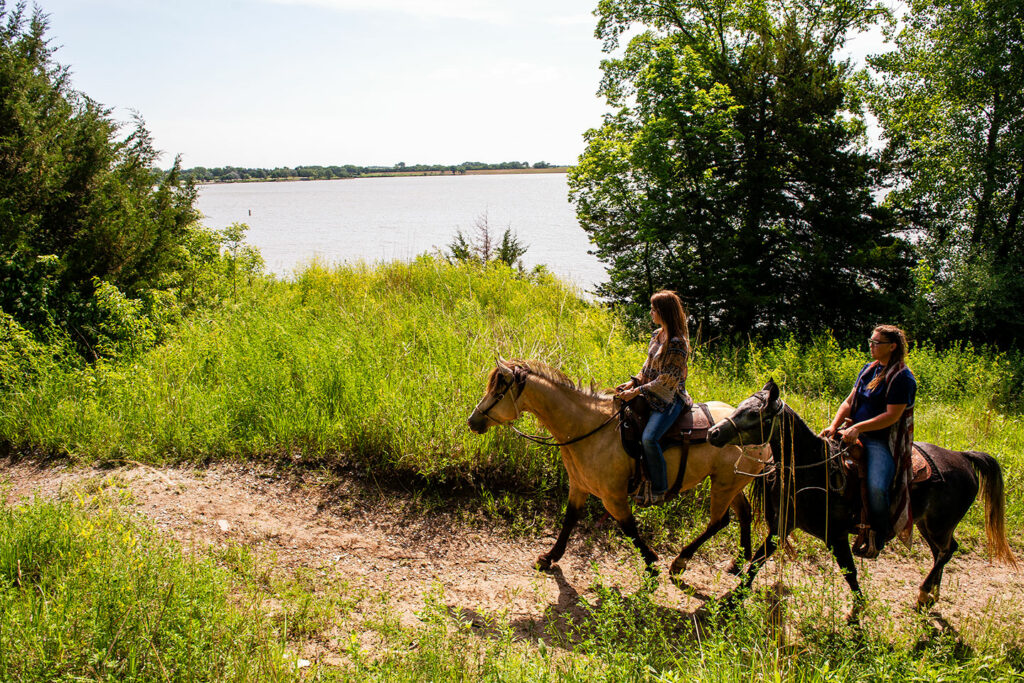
[867,338,893,346]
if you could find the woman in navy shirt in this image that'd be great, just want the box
[821,325,917,557]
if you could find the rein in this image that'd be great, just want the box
[730,403,851,479]
[508,406,624,448]
[477,367,624,448]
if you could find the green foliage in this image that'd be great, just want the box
[90,279,157,358]
[179,160,556,182]
[571,0,912,341]
[0,491,296,681]
[1,261,1021,528]
[869,0,1024,347]
[0,3,199,355]
[446,212,528,269]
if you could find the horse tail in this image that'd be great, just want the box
[962,450,1018,568]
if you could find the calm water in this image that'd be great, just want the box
[195,173,606,290]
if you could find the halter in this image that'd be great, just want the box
[475,365,624,448]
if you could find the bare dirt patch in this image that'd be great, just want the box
[4,459,1022,653]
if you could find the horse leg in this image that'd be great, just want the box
[916,523,958,611]
[669,484,741,577]
[826,536,864,623]
[733,492,754,569]
[535,487,588,571]
[734,524,784,596]
[604,497,659,572]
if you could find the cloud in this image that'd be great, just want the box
[262,0,594,25]
[428,60,561,86]
[263,0,511,22]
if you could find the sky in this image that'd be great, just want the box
[35,0,891,170]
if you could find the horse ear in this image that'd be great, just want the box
[765,378,780,405]
[495,356,514,378]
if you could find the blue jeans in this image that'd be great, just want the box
[863,438,895,537]
[641,399,684,494]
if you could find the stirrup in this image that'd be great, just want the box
[852,528,880,559]
[632,481,665,507]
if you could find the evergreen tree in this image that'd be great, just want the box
[0,2,198,346]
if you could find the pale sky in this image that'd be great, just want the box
[36,0,890,170]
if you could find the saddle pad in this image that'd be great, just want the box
[911,445,932,484]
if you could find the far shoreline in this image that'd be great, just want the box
[196,166,570,185]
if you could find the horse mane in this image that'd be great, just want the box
[490,359,611,399]
[775,402,832,465]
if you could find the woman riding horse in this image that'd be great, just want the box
[615,290,692,506]
[820,325,916,558]
[467,359,771,577]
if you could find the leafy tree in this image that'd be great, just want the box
[0,2,198,352]
[869,0,1024,347]
[570,0,913,341]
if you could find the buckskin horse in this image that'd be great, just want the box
[707,379,1017,613]
[467,359,772,577]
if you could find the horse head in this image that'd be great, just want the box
[467,358,526,434]
[708,379,783,448]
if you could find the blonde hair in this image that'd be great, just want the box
[867,324,910,391]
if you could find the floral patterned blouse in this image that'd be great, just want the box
[636,331,691,412]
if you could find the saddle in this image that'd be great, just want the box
[841,442,933,557]
[618,396,714,499]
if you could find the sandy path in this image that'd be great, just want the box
[4,459,1022,651]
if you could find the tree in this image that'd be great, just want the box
[0,2,198,349]
[569,0,913,341]
[446,212,528,268]
[869,0,1024,347]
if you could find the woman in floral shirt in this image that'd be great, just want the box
[616,290,692,505]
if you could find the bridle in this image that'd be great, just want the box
[474,368,528,424]
[474,365,624,448]
[729,398,852,486]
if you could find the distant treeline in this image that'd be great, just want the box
[178,160,561,183]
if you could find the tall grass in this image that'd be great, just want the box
[1,257,1022,527]
[0,489,297,681]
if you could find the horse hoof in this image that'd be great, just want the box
[534,555,553,571]
[670,557,688,576]
[915,589,936,611]
[725,560,741,576]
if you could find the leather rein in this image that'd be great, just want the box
[476,368,624,448]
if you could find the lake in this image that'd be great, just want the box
[195,173,607,291]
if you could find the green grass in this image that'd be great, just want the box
[2,257,1023,541]
[6,485,1021,681]
[0,485,298,682]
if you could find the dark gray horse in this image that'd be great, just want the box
[708,379,1016,615]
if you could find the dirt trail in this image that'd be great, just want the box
[4,459,1022,646]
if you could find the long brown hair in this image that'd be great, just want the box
[651,290,690,364]
[867,324,910,391]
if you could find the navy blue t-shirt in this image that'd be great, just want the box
[851,362,917,441]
